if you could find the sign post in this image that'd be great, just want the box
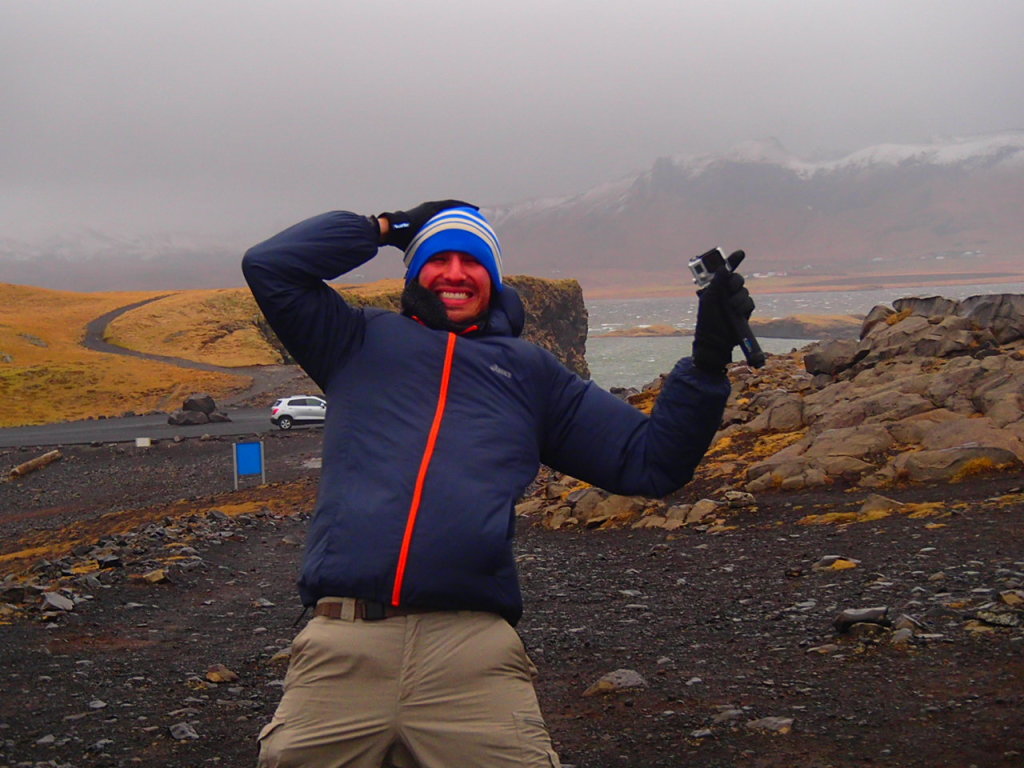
[233,441,265,490]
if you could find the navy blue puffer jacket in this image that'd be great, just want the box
[242,211,729,624]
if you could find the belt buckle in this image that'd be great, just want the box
[361,600,389,621]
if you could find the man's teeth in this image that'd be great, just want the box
[439,291,470,300]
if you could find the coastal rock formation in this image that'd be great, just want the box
[521,293,1024,529]
[736,293,1024,492]
[751,314,863,340]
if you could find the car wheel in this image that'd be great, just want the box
[277,415,294,430]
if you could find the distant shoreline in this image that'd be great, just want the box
[581,271,1024,301]
[595,314,863,340]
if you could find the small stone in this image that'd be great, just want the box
[999,589,1024,607]
[723,490,756,507]
[88,699,108,710]
[169,722,200,740]
[141,569,169,584]
[206,664,240,683]
[890,628,914,646]
[745,716,794,734]
[834,606,890,633]
[806,644,840,655]
[41,592,74,612]
[812,555,860,571]
[582,668,648,697]
[975,609,1021,628]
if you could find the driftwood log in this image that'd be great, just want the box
[7,449,62,480]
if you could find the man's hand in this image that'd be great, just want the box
[378,200,478,251]
[691,259,755,374]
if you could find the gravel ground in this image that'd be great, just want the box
[1,433,1023,768]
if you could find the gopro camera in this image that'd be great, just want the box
[687,246,766,368]
[688,247,727,289]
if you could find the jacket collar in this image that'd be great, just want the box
[401,282,524,339]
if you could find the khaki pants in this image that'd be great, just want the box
[256,605,560,768]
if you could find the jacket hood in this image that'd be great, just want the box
[485,285,525,338]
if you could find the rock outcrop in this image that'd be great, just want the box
[519,293,1024,530]
[735,293,1024,492]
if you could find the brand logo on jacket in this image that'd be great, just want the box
[489,363,512,379]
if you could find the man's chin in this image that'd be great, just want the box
[401,281,488,332]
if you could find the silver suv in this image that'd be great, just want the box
[270,395,326,430]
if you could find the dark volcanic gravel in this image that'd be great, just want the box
[1,434,1023,768]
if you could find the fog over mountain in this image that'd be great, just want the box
[3,133,1024,296]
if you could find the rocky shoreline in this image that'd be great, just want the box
[542,294,1024,536]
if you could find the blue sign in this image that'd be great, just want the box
[233,441,265,489]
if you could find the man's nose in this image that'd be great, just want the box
[444,255,467,280]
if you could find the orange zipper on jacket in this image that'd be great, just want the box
[391,331,458,606]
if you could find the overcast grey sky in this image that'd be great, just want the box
[3,0,1023,243]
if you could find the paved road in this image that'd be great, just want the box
[0,407,324,449]
[0,294,321,450]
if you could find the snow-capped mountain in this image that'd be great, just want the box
[488,131,1024,292]
[3,133,1023,293]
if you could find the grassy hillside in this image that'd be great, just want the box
[0,284,251,427]
[104,280,406,366]
[1,276,582,428]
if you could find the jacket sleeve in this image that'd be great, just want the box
[241,211,380,389]
[539,355,729,498]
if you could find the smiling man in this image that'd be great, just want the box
[242,200,752,768]
[395,205,499,329]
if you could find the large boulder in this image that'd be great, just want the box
[893,446,1022,483]
[168,410,210,426]
[168,393,231,425]
[916,416,1024,461]
[892,296,961,318]
[182,393,217,415]
[804,339,863,376]
[958,294,1024,344]
[860,304,896,339]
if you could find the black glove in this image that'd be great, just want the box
[378,199,478,251]
[691,260,755,374]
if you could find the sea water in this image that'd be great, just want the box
[585,281,1024,389]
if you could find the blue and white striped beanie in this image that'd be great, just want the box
[403,207,503,292]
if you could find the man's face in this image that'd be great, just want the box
[417,251,493,324]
